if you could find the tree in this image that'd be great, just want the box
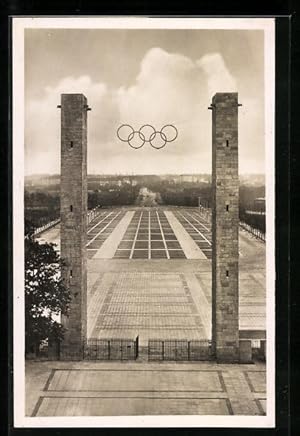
[25,221,71,356]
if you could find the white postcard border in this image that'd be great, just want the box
[13,16,275,428]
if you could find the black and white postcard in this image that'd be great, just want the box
[12,17,275,428]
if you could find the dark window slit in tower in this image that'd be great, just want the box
[70,269,73,278]
[226,140,229,147]
[70,141,74,148]
[226,204,229,212]
[70,205,73,212]
[226,270,229,278]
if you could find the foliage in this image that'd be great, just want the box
[25,191,60,228]
[239,206,266,233]
[25,221,71,355]
[160,183,212,207]
[88,185,140,207]
[239,185,265,233]
[239,185,265,210]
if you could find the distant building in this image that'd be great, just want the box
[99,179,122,187]
[180,175,194,183]
[179,174,208,183]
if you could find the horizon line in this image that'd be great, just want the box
[25,172,265,177]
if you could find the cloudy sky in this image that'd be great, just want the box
[25,28,265,175]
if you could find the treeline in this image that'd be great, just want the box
[25,183,266,234]
[160,184,211,207]
[239,208,265,233]
[89,185,140,208]
[158,182,265,234]
[25,192,60,228]
[239,185,265,233]
[239,185,265,210]
[159,183,265,210]
[25,185,141,228]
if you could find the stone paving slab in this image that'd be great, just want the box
[89,328,207,341]
[194,270,266,331]
[256,399,266,414]
[114,210,188,259]
[85,229,265,342]
[94,211,135,259]
[172,210,212,259]
[88,271,207,344]
[45,368,224,392]
[37,207,265,268]
[185,273,211,338]
[30,207,268,418]
[26,361,266,417]
[244,371,266,393]
[88,259,211,273]
[165,211,206,259]
[34,397,231,416]
[87,265,265,341]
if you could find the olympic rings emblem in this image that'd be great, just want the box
[117,124,178,149]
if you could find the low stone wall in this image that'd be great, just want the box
[238,339,266,364]
[33,218,60,237]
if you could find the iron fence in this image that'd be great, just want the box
[239,221,265,242]
[198,207,266,243]
[32,206,102,237]
[33,218,60,237]
[148,339,212,361]
[84,337,138,360]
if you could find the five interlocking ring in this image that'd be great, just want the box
[117,124,178,149]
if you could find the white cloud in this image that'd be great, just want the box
[115,47,212,162]
[196,52,237,97]
[25,75,109,174]
[25,48,263,174]
[117,48,200,127]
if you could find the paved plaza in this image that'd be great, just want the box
[30,206,267,416]
[26,360,266,417]
[38,207,266,343]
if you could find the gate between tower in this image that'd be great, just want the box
[82,337,212,361]
[148,339,213,361]
[83,337,139,360]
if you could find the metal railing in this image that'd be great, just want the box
[198,206,265,243]
[239,221,265,242]
[33,218,60,236]
[86,205,102,225]
[83,337,139,360]
[148,339,212,361]
[33,205,102,237]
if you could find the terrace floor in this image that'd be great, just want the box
[28,206,268,418]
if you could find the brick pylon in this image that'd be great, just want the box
[59,94,90,360]
[210,93,241,363]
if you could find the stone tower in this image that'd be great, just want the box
[210,93,240,363]
[59,94,90,359]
